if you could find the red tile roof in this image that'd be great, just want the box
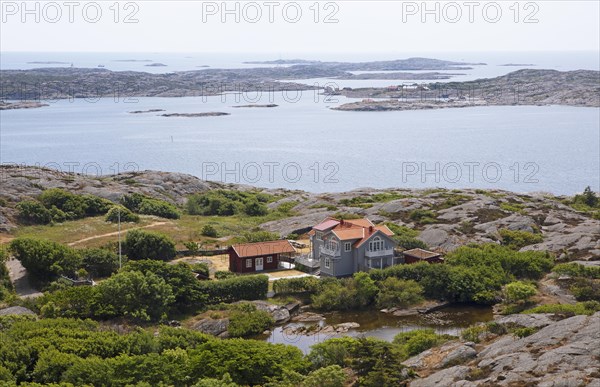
[231,240,296,258]
[313,217,398,248]
[313,219,341,231]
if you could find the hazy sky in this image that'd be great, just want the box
[1,0,599,52]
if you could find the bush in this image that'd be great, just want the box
[16,200,51,224]
[273,276,320,294]
[9,238,82,281]
[121,193,180,219]
[572,186,599,208]
[311,273,377,311]
[196,275,269,305]
[81,248,121,278]
[499,229,543,249]
[105,205,140,223]
[553,263,600,279]
[460,325,487,343]
[244,200,268,216]
[301,365,347,387]
[376,278,424,309]
[201,225,219,238]
[215,271,237,280]
[393,329,452,357]
[409,209,437,224]
[124,229,176,261]
[227,303,274,337]
[503,281,536,304]
[241,231,279,243]
[96,270,175,321]
[186,190,274,217]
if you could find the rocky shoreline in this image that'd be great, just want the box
[0,101,49,110]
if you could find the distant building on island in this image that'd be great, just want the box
[402,248,443,264]
[228,240,296,274]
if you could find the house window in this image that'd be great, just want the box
[345,242,351,252]
[266,256,273,263]
[246,259,252,268]
[327,240,338,251]
[324,257,331,269]
[369,237,383,251]
[316,232,323,240]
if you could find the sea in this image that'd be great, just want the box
[1,51,599,195]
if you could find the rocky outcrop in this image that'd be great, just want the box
[191,318,230,337]
[0,306,36,316]
[407,312,600,386]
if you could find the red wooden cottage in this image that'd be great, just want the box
[229,240,296,273]
[402,248,443,264]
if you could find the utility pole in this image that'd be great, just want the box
[118,205,122,270]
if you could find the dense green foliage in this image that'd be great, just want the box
[503,281,537,303]
[196,274,269,305]
[498,228,543,249]
[81,248,121,278]
[9,238,82,281]
[552,263,600,302]
[408,209,437,224]
[339,193,409,208]
[273,276,321,294]
[201,224,219,237]
[241,231,280,243]
[376,278,424,309]
[307,337,413,386]
[0,318,308,386]
[0,247,13,302]
[16,200,52,224]
[16,189,113,225]
[370,244,553,304]
[226,303,274,337]
[121,193,181,219]
[553,263,600,279]
[312,273,378,311]
[187,190,273,217]
[124,229,177,261]
[392,329,454,357]
[105,205,140,223]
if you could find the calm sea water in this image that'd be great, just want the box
[1,93,598,194]
[1,52,598,194]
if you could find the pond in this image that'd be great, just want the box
[262,304,493,353]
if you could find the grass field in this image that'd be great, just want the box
[8,213,283,249]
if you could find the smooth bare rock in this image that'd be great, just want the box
[0,306,36,316]
[191,318,229,336]
[292,312,325,322]
[409,366,472,387]
[494,313,556,329]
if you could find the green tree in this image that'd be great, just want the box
[124,229,176,261]
[105,205,140,223]
[376,278,424,309]
[81,248,121,278]
[9,238,82,281]
[96,270,175,321]
[301,365,346,387]
[244,200,268,216]
[16,200,51,224]
[227,303,274,338]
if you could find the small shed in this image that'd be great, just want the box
[229,240,297,273]
[403,248,443,264]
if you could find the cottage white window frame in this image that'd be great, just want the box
[344,242,351,252]
[369,236,384,251]
[246,259,252,268]
[316,231,323,240]
[324,257,331,269]
[266,256,273,263]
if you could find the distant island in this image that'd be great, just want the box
[332,69,600,111]
[500,63,536,66]
[129,109,166,114]
[26,61,70,65]
[232,104,278,108]
[160,112,230,117]
[0,101,48,110]
[113,59,153,62]
[145,63,167,67]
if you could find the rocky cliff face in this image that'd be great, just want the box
[406,312,600,386]
[0,166,598,261]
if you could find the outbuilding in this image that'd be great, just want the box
[229,240,297,273]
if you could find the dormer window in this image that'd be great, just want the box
[369,236,384,251]
[316,231,323,240]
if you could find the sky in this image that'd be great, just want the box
[0,0,599,53]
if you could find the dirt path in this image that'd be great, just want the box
[6,258,43,299]
[67,221,171,246]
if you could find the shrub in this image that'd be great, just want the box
[273,276,320,294]
[393,329,452,357]
[124,229,176,261]
[460,325,487,343]
[227,303,274,337]
[196,275,269,305]
[244,200,269,216]
[311,273,377,311]
[498,229,543,249]
[96,270,175,321]
[512,327,538,338]
[9,238,82,281]
[201,225,219,238]
[16,200,51,224]
[376,278,424,309]
[105,205,140,223]
[215,271,237,280]
[186,190,274,217]
[572,186,599,208]
[408,209,437,224]
[503,281,536,304]
[301,365,347,387]
[500,202,526,213]
[81,248,121,278]
[241,231,279,243]
[553,263,600,279]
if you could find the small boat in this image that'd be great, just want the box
[98,64,105,68]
